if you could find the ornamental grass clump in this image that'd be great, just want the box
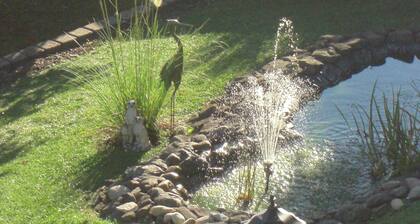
[339,82,420,178]
[69,0,171,143]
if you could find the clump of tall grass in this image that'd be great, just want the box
[339,82,420,178]
[68,0,171,144]
[236,160,258,209]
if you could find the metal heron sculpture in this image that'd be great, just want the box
[160,19,192,134]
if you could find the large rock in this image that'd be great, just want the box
[360,31,386,47]
[407,186,420,201]
[297,56,324,75]
[139,176,165,191]
[162,172,181,183]
[164,212,186,224]
[388,30,414,44]
[166,153,182,166]
[149,205,176,217]
[366,192,392,208]
[380,180,401,191]
[125,164,164,177]
[180,155,209,177]
[108,185,131,201]
[148,187,166,199]
[390,185,409,198]
[175,207,198,220]
[154,194,183,207]
[331,38,364,54]
[192,140,212,152]
[405,177,420,190]
[116,202,138,213]
[312,47,340,63]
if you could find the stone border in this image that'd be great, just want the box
[0,0,176,72]
[93,27,420,224]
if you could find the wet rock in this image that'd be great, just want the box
[371,47,388,66]
[116,202,138,213]
[334,57,353,76]
[108,185,131,201]
[366,192,392,208]
[180,155,209,177]
[381,180,401,191]
[312,47,340,63]
[297,56,324,75]
[164,212,186,224]
[121,211,136,222]
[154,194,183,207]
[162,172,181,183]
[166,153,182,166]
[321,63,342,85]
[405,177,420,190]
[192,140,212,152]
[175,206,198,220]
[390,185,409,198]
[388,30,414,44]
[407,186,420,201]
[390,198,404,210]
[198,105,217,120]
[350,49,372,73]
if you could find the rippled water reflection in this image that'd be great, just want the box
[192,58,420,219]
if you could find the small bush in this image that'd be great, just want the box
[339,82,420,178]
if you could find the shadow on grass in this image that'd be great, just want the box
[73,147,146,192]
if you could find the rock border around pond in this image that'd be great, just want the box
[93,27,420,224]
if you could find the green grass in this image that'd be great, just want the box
[369,201,420,224]
[1,0,420,223]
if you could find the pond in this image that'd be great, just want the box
[192,57,420,219]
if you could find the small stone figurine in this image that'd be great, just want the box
[121,100,151,152]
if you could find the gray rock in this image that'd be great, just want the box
[158,179,174,191]
[312,47,340,63]
[196,215,210,224]
[149,205,176,217]
[209,213,228,222]
[180,155,209,177]
[388,30,414,44]
[121,211,136,222]
[390,185,409,198]
[150,159,168,171]
[188,205,210,218]
[148,187,166,199]
[360,31,386,47]
[154,194,183,207]
[183,218,196,224]
[371,47,388,66]
[297,56,324,75]
[405,177,420,190]
[170,135,190,143]
[191,134,208,143]
[108,185,131,201]
[125,164,164,178]
[167,165,182,173]
[131,187,145,201]
[390,198,404,210]
[116,202,138,213]
[162,172,181,183]
[175,207,198,220]
[139,176,164,191]
[192,140,212,152]
[366,192,392,208]
[335,204,370,223]
[381,180,401,191]
[407,186,420,201]
[127,179,141,189]
[120,192,136,203]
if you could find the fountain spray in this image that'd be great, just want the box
[263,161,273,194]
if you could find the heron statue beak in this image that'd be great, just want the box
[167,19,193,27]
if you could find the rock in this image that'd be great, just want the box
[108,185,131,201]
[360,31,386,47]
[297,56,324,75]
[125,164,164,178]
[160,142,184,159]
[148,187,166,199]
[183,218,196,224]
[331,38,364,54]
[127,179,141,189]
[320,34,344,43]
[120,192,136,203]
[388,30,414,44]
[321,63,343,85]
[381,180,401,191]
[139,176,164,191]
[170,135,190,143]
[154,194,183,207]
[166,153,182,166]
[390,185,409,198]
[416,32,420,43]
[131,187,145,201]
[405,177,420,190]
[312,47,340,63]
[151,159,168,171]
[158,179,175,191]
[390,198,404,210]
[121,211,136,222]
[180,155,209,177]
[164,212,186,224]
[116,202,138,213]
[229,214,250,223]
[196,215,210,224]
[162,172,181,183]
[137,204,152,217]
[167,165,182,173]
[149,205,176,217]
[366,192,392,208]
[335,204,370,223]
[191,134,208,143]
[371,47,388,66]
[317,220,343,224]
[209,213,228,222]
[139,198,153,208]
[175,207,198,220]
[198,105,217,119]
[407,186,420,201]
[192,140,212,152]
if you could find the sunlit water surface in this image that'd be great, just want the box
[192,58,420,219]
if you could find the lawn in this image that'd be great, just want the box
[1,0,420,223]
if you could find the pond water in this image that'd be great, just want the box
[192,58,420,219]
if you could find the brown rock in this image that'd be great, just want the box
[388,30,414,44]
[154,194,183,207]
[162,172,181,183]
[158,180,175,192]
[192,140,212,152]
[297,56,324,75]
[176,206,198,220]
[312,47,340,63]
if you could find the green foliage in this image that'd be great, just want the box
[68,0,170,142]
[339,82,420,178]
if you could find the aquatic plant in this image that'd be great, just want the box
[339,82,420,177]
[68,0,170,143]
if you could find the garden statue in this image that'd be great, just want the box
[160,19,192,135]
[121,100,151,152]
